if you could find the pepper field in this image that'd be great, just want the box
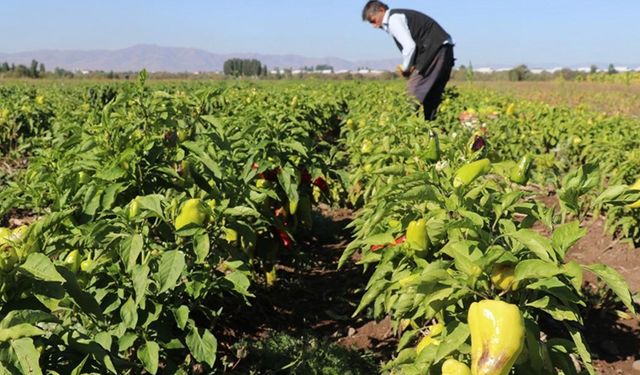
[0,75,639,374]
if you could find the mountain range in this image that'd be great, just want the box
[0,44,398,73]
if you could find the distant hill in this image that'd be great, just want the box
[0,44,398,72]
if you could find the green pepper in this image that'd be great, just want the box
[129,197,141,219]
[509,155,533,185]
[453,159,492,188]
[0,247,18,272]
[224,228,239,244]
[80,259,94,273]
[64,250,82,273]
[77,171,91,184]
[406,218,429,251]
[468,300,525,375]
[361,139,373,154]
[424,130,440,163]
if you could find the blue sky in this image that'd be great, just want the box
[2,0,639,67]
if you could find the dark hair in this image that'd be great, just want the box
[362,1,388,21]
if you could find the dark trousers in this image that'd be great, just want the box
[407,45,455,120]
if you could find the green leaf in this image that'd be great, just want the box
[96,166,127,181]
[282,140,308,157]
[121,233,143,273]
[70,355,90,375]
[102,183,126,209]
[173,306,190,330]
[593,185,627,205]
[585,264,635,314]
[0,310,54,329]
[183,142,223,178]
[526,296,581,322]
[94,332,112,351]
[514,259,561,281]
[565,324,595,375]
[562,261,583,293]
[156,251,186,294]
[136,194,165,218]
[434,323,470,363]
[131,265,150,305]
[551,222,586,259]
[18,253,66,283]
[11,338,43,375]
[224,271,253,297]
[120,297,138,329]
[223,206,261,218]
[193,233,210,264]
[509,229,555,262]
[82,185,103,218]
[118,332,137,352]
[362,232,395,246]
[186,327,217,368]
[0,324,45,342]
[137,340,160,375]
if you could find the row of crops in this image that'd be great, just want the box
[0,75,639,374]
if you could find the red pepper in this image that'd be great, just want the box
[395,235,407,244]
[312,177,329,192]
[371,236,406,252]
[275,228,292,249]
[469,134,486,152]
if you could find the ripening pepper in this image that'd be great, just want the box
[424,130,440,163]
[490,263,519,291]
[442,358,471,375]
[468,300,525,375]
[509,155,533,185]
[361,139,373,154]
[453,159,492,188]
[406,218,429,251]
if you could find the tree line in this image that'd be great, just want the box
[223,59,268,77]
[0,59,45,78]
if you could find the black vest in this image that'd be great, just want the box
[389,9,451,73]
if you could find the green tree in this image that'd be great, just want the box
[608,63,618,74]
[508,64,530,81]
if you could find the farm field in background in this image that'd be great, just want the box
[0,77,639,374]
[464,81,640,118]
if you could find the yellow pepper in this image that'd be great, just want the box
[406,218,429,251]
[416,321,444,354]
[490,263,519,291]
[442,358,472,375]
[627,178,640,208]
[175,199,208,230]
[468,300,525,375]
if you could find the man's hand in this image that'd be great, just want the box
[395,64,404,76]
[396,64,414,79]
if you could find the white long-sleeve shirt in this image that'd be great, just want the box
[382,10,453,72]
